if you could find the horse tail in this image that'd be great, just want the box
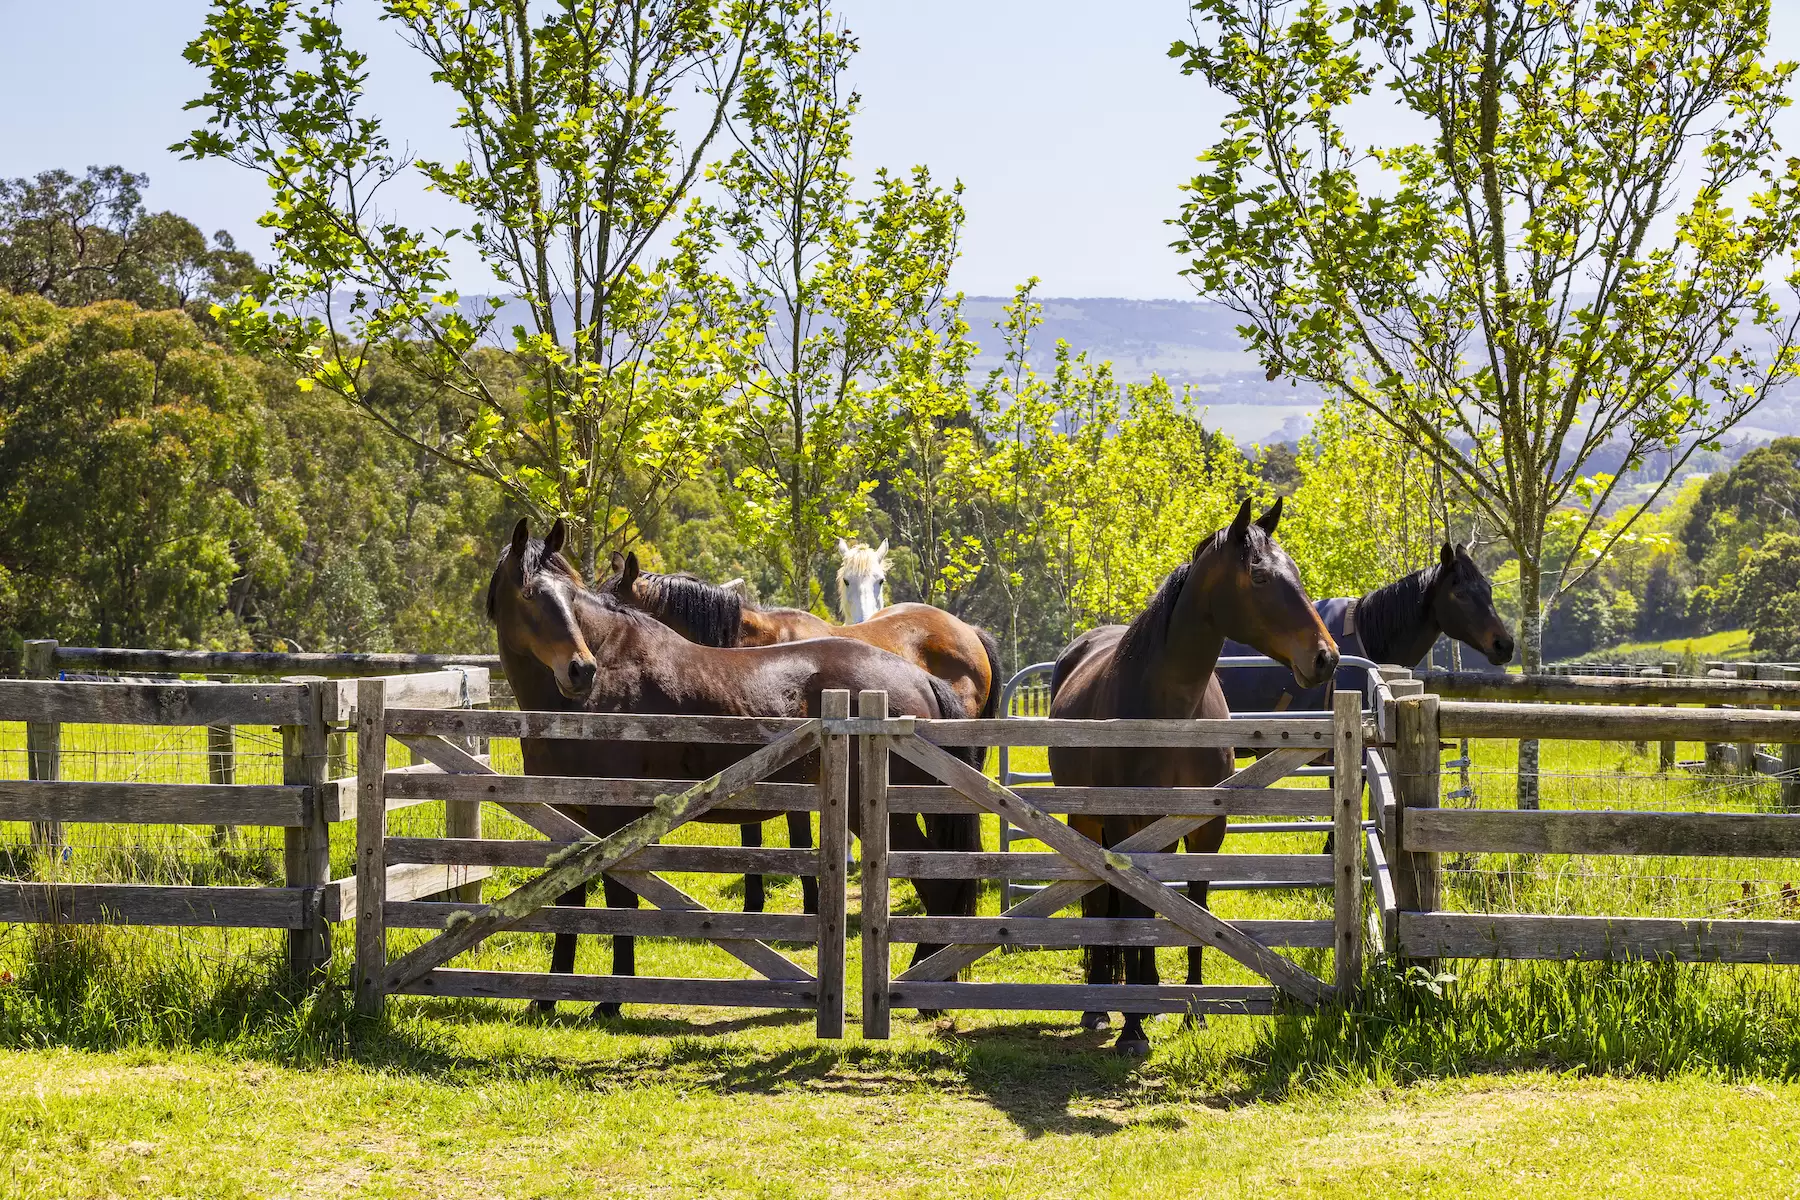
[923,670,982,914]
[973,624,1003,772]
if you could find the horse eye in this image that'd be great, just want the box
[1250,566,1271,585]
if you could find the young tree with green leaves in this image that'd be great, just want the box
[178,0,772,576]
[715,1,964,606]
[1174,0,1800,802]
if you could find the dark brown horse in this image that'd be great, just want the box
[600,552,1003,912]
[1047,497,1339,1054]
[488,519,979,1017]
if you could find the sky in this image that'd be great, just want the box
[1,2,1798,301]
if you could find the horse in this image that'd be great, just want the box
[836,538,890,623]
[1047,496,1339,1055]
[1218,541,1514,713]
[488,518,980,1017]
[599,551,1003,912]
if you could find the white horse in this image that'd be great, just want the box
[835,538,890,624]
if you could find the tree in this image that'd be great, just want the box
[0,166,263,320]
[178,0,773,576]
[714,1,965,605]
[1174,0,1800,802]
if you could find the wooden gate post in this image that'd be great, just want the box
[1782,668,1800,812]
[1737,663,1761,775]
[1332,690,1364,999]
[1392,694,1442,952]
[1381,678,1424,845]
[281,677,333,986]
[207,673,237,848]
[354,679,388,1017]
[22,639,62,860]
[858,689,891,1040]
[816,690,850,1038]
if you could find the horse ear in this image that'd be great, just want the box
[609,550,626,575]
[544,518,567,557]
[1441,541,1457,568]
[1255,495,1283,536]
[836,537,851,557]
[876,539,889,559]
[510,517,531,560]
[620,551,640,588]
[1228,497,1254,541]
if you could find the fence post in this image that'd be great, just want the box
[281,678,332,986]
[354,679,389,1017]
[1737,663,1760,775]
[1381,677,1423,846]
[1391,694,1441,950]
[815,690,850,1038]
[1659,662,1678,771]
[445,731,484,904]
[207,673,237,848]
[23,639,62,860]
[858,689,891,1040]
[1783,667,1800,812]
[1332,690,1364,999]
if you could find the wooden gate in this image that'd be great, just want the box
[855,690,1367,1036]
[352,682,853,1035]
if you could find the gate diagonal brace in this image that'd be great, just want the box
[384,723,821,994]
[894,743,1328,1002]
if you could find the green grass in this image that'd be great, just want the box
[1562,628,1753,666]
[8,723,1800,1192]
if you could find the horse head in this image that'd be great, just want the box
[1195,497,1339,689]
[1430,542,1515,666]
[486,517,598,700]
[836,538,890,624]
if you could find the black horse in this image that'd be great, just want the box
[1219,542,1514,712]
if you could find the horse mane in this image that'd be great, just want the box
[836,542,886,616]
[485,538,583,620]
[634,571,744,648]
[1113,561,1192,671]
[1354,561,1443,661]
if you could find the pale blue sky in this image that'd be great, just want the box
[2,1,1797,300]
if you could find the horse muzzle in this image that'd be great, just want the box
[1486,633,1516,667]
[1291,644,1340,691]
[558,655,598,699]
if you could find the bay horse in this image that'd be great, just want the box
[489,519,979,1017]
[599,551,1002,913]
[1047,497,1339,1055]
[1219,541,1514,713]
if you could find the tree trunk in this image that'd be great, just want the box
[1516,557,1543,810]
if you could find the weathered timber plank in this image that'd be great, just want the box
[1420,670,1800,706]
[1333,692,1364,996]
[0,882,311,928]
[318,759,494,823]
[384,772,818,811]
[815,691,850,1037]
[0,679,310,726]
[883,851,1332,884]
[387,708,813,744]
[883,784,1333,817]
[387,903,818,941]
[52,646,501,677]
[1439,701,1800,743]
[0,780,308,827]
[887,916,1333,948]
[282,679,332,985]
[398,969,819,1008]
[914,716,1340,749]
[610,869,817,982]
[384,838,821,875]
[1404,808,1800,858]
[858,693,892,1040]
[320,669,489,723]
[324,864,494,922]
[1398,912,1800,963]
[353,679,388,1015]
[887,735,1331,1006]
[885,981,1278,1015]
[895,746,1323,985]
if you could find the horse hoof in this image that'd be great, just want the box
[917,1008,943,1020]
[1113,1036,1152,1058]
[591,1002,623,1021]
[531,999,558,1017]
[1181,1012,1208,1032]
[1079,1011,1111,1031]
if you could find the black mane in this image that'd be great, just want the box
[634,571,744,648]
[1354,562,1442,663]
[1113,562,1192,670]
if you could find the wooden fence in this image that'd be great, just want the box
[1373,669,1800,965]
[352,684,1370,1033]
[1,648,489,982]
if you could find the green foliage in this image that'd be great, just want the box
[1173,0,1800,671]
[1734,532,1800,659]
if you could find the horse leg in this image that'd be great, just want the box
[1080,881,1119,1032]
[596,873,640,1020]
[741,821,766,914]
[1183,875,1209,1031]
[1114,893,1156,1057]
[535,881,588,1016]
[789,810,818,916]
[891,812,965,1017]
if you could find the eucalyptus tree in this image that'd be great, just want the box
[178,0,774,575]
[1174,0,1800,802]
[714,0,964,606]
